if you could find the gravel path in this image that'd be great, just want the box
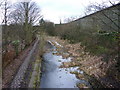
[10,39,39,88]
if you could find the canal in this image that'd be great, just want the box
[40,41,89,88]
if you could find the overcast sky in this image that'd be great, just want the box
[33,0,108,23]
[0,0,119,24]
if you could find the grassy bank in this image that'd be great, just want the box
[46,36,120,88]
[54,23,119,80]
[28,33,46,88]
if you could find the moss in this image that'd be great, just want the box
[33,59,41,88]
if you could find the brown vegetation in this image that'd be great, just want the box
[46,36,120,88]
[2,44,16,69]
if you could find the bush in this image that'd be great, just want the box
[43,21,55,36]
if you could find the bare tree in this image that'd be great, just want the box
[84,0,120,31]
[1,0,11,25]
[10,1,42,45]
[0,0,4,7]
[85,0,120,15]
[10,1,42,25]
[109,0,120,5]
[1,0,11,49]
[63,16,81,23]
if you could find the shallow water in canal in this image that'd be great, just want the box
[40,42,89,88]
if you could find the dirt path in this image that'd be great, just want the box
[2,39,39,88]
[10,39,39,88]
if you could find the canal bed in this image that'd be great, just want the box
[40,41,89,88]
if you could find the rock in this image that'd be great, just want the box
[77,83,89,88]
[58,60,61,62]
[59,76,61,78]
[62,53,69,59]
[77,74,85,80]
[71,62,76,66]
[62,62,71,68]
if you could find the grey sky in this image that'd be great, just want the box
[0,0,119,24]
[34,0,117,23]
[34,0,106,23]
